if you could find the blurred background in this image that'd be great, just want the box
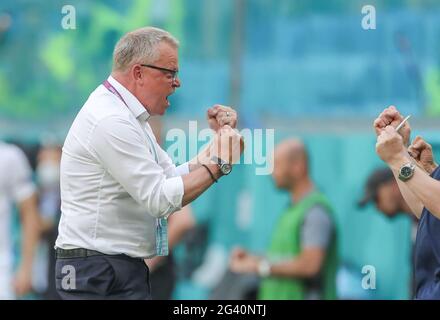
[2,0,440,300]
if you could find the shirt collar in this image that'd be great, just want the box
[107,75,150,122]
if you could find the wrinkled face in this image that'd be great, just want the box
[137,42,181,115]
[375,181,401,217]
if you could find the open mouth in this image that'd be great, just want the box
[165,90,175,106]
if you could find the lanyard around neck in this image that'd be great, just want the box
[102,79,158,162]
[103,80,129,107]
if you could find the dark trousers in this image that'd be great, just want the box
[55,254,151,300]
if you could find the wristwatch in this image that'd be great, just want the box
[398,162,416,182]
[257,259,271,277]
[211,156,232,175]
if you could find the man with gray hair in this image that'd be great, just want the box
[55,26,243,299]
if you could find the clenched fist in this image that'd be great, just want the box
[210,125,244,165]
[373,105,411,147]
[375,125,407,166]
[229,247,259,274]
[408,136,438,174]
[207,105,238,132]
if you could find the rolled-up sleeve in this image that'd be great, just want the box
[156,145,189,177]
[89,115,184,218]
[175,162,189,176]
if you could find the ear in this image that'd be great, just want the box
[131,64,143,82]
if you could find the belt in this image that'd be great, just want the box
[56,248,106,259]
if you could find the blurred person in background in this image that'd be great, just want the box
[33,143,62,299]
[358,167,413,219]
[358,166,416,298]
[360,136,438,220]
[54,26,242,299]
[375,105,440,299]
[150,185,247,300]
[229,139,338,300]
[148,181,246,300]
[0,141,41,299]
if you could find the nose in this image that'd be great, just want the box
[173,76,181,88]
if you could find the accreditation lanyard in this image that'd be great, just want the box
[102,79,169,256]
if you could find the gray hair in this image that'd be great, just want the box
[112,27,179,72]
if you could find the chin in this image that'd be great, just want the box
[149,107,165,116]
[275,181,287,190]
[157,103,169,115]
[384,211,399,219]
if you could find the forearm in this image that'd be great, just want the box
[188,144,211,172]
[19,194,41,273]
[21,222,40,273]
[393,172,424,218]
[389,154,440,219]
[269,257,321,279]
[181,164,221,206]
[188,162,201,172]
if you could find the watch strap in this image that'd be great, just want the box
[202,164,218,183]
[257,259,271,277]
[398,162,415,182]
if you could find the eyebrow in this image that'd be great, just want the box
[162,65,178,72]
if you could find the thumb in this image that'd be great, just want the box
[408,144,419,158]
[221,124,233,133]
[207,107,218,116]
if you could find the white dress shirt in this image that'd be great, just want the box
[0,142,36,299]
[55,76,189,258]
